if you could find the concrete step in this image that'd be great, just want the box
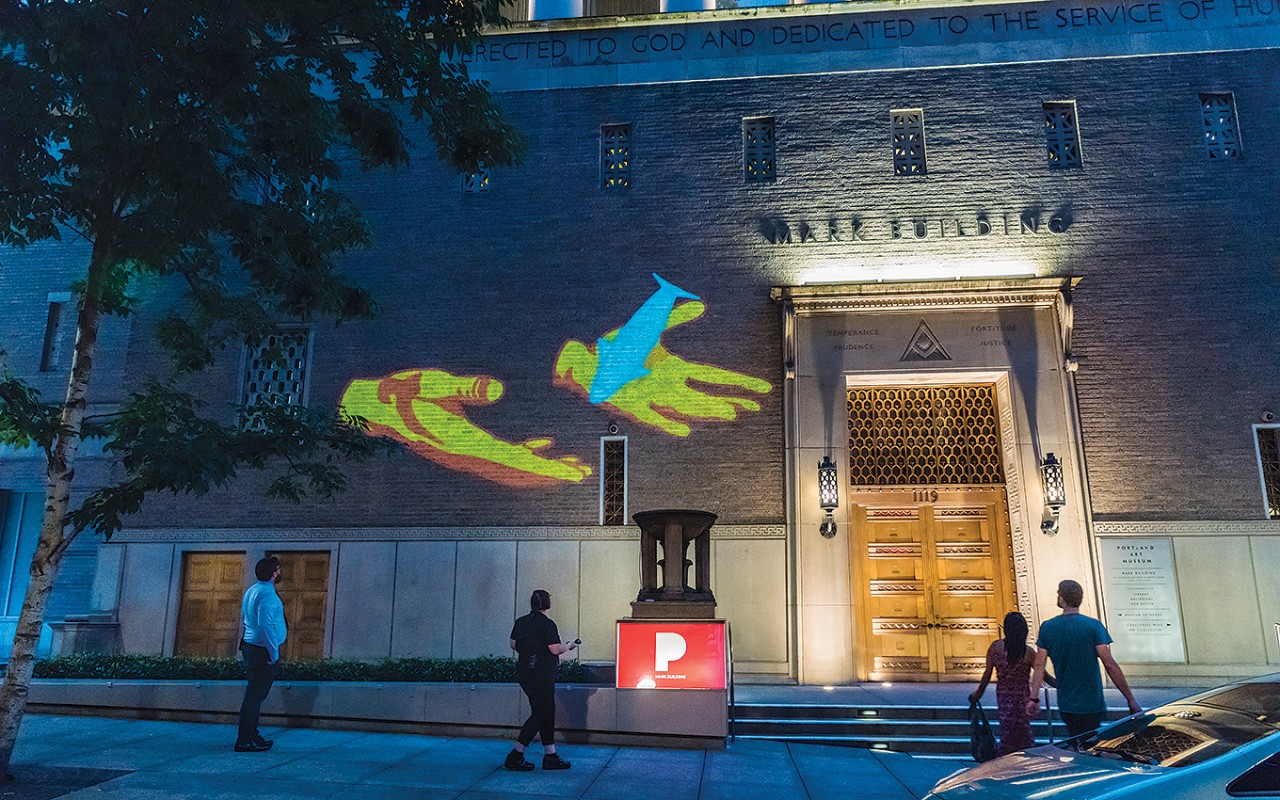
[732,717,1059,736]
[733,732,979,755]
[730,703,1128,755]
[732,703,951,721]
[733,702,1132,721]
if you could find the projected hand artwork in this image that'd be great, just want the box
[339,275,771,485]
[553,274,772,438]
[339,369,592,487]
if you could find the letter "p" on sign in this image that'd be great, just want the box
[654,632,687,671]
[616,620,726,689]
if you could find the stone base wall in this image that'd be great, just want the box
[28,680,729,748]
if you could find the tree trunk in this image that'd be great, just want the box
[0,249,107,777]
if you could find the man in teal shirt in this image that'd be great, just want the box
[1027,579,1141,738]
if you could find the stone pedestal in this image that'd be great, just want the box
[630,509,717,619]
[49,613,121,656]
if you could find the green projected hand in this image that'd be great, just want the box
[340,369,591,487]
[553,300,772,437]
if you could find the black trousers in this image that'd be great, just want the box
[238,642,280,744]
[1061,711,1105,739]
[516,673,556,746]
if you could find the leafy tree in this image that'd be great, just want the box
[0,0,521,777]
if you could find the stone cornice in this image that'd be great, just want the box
[111,523,786,544]
[772,277,1078,314]
[1094,520,1280,537]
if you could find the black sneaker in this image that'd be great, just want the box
[233,740,273,752]
[253,735,274,748]
[504,750,535,771]
[542,753,571,770]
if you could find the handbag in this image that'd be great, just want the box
[968,700,999,763]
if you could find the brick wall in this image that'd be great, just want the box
[6,47,1279,533]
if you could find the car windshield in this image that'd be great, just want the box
[1066,682,1280,768]
[1174,683,1280,725]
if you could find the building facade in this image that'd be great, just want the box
[2,0,1279,684]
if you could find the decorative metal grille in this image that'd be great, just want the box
[242,331,309,430]
[584,0,660,15]
[743,117,776,183]
[255,175,326,217]
[602,438,627,525]
[1043,101,1082,169]
[847,385,1006,486]
[462,164,491,194]
[891,110,927,176]
[875,657,928,672]
[40,301,66,372]
[1103,727,1205,764]
[602,124,632,190]
[1257,427,1280,520]
[1201,94,1241,160]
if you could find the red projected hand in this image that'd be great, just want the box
[340,369,591,487]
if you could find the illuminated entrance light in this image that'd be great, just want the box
[818,455,840,538]
[1040,452,1067,534]
[799,257,1037,286]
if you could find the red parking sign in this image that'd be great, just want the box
[615,620,727,690]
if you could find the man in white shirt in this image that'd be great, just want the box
[236,556,287,752]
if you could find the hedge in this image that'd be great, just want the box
[34,653,599,683]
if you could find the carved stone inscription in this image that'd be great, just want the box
[827,327,881,352]
[460,0,1273,69]
[973,324,1017,347]
[822,322,1024,356]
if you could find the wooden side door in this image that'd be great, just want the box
[175,552,245,658]
[271,551,330,662]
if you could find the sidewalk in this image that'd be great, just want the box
[6,713,964,800]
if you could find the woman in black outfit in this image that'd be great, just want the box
[505,589,579,771]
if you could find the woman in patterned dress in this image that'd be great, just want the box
[969,612,1055,756]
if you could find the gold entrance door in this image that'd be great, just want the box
[851,489,1016,681]
[271,551,331,662]
[847,384,1017,681]
[175,552,246,658]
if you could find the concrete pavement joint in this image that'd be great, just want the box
[872,749,932,799]
[577,744,621,799]
[783,743,814,800]
[458,752,504,797]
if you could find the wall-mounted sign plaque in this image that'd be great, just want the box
[1098,537,1186,663]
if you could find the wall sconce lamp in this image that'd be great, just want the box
[818,455,839,539]
[1039,452,1066,534]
